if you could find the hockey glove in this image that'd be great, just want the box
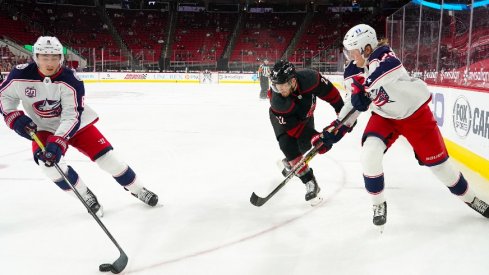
[311,133,332,154]
[320,119,355,145]
[39,136,68,167]
[351,76,372,112]
[5,110,37,140]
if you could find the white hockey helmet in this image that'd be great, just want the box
[33,36,64,65]
[343,24,378,58]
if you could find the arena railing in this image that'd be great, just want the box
[386,0,489,90]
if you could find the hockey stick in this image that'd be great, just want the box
[28,130,128,274]
[250,109,357,207]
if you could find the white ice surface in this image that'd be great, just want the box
[1,83,488,275]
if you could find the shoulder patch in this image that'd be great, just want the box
[15,63,29,70]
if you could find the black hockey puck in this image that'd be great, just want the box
[99,263,113,272]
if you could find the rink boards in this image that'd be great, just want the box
[76,72,261,84]
[428,85,489,179]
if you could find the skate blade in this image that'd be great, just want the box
[309,196,323,207]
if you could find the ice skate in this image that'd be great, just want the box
[373,201,387,233]
[467,197,489,218]
[131,187,158,207]
[84,188,103,217]
[305,178,322,206]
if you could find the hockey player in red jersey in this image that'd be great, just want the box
[319,24,489,228]
[268,60,347,205]
[0,36,158,216]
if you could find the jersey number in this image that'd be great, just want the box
[276,116,286,125]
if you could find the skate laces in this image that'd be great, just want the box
[84,190,97,207]
[373,203,386,217]
[138,188,154,203]
[306,180,317,193]
[471,197,489,213]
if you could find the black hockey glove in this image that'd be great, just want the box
[320,119,355,145]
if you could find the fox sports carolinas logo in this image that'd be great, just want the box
[452,96,472,138]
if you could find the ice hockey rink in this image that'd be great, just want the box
[1,82,488,275]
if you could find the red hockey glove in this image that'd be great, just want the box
[311,133,332,154]
[351,76,372,112]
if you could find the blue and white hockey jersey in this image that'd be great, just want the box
[344,45,431,120]
[0,63,98,139]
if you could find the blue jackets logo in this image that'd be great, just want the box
[33,99,62,118]
[371,86,394,107]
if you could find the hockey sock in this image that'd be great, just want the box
[41,164,89,195]
[361,137,387,205]
[430,160,475,203]
[114,166,142,194]
[96,150,143,193]
[364,174,386,205]
[298,168,314,184]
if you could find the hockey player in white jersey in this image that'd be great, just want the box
[317,24,489,229]
[0,36,159,216]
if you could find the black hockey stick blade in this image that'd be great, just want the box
[99,250,128,274]
[249,192,264,206]
[110,251,128,274]
[250,181,287,207]
[250,172,295,207]
[250,146,319,207]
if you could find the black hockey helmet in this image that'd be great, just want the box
[270,60,296,85]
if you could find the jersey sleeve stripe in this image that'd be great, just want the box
[365,63,402,89]
[56,81,81,139]
[271,101,296,114]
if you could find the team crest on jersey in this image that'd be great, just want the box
[25,87,37,98]
[371,87,394,107]
[32,99,62,118]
